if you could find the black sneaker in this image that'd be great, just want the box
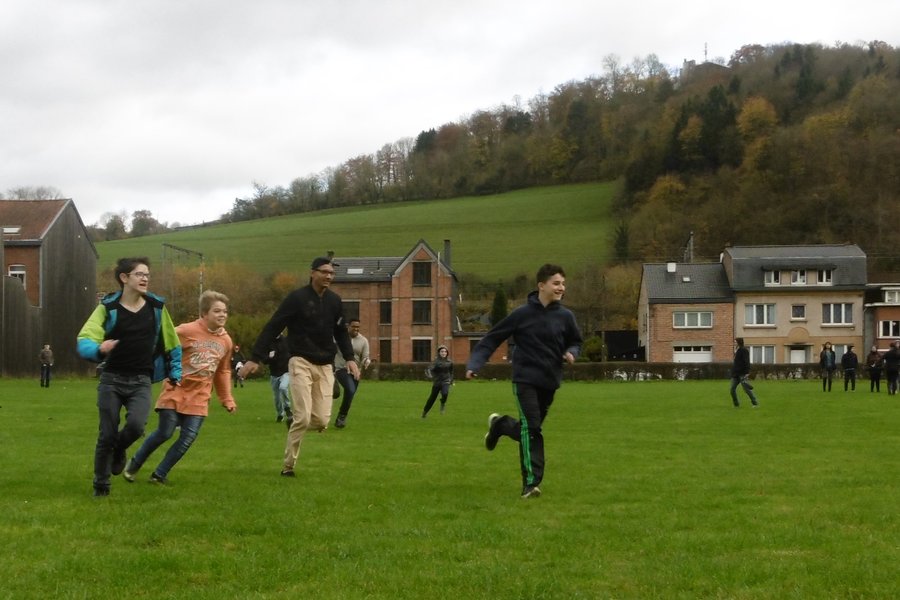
[276,414,284,423]
[111,448,127,476]
[484,413,501,451]
[521,485,542,499]
[280,469,295,477]
[334,415,346,429]
[149,472,168,485]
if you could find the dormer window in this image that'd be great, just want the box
[885,290,900,304]
[791,270,806,285]
[817,269,833,285]
[764,270,780,285]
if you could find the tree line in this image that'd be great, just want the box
[220,41,900,275]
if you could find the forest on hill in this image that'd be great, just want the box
[219,41,900,276]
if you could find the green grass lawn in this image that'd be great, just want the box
[96,182,617,281]
[2,378,898,599]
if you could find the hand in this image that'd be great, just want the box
[563,352,575,364]
[99,339,119,355]
[465,370,476,380]
[225,404,237,414]
[347,361,361,381]
[238,360,259,379]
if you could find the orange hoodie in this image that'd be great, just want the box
[156,319,236,416]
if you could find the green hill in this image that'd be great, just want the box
[97,182,618,284]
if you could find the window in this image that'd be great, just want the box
[342,301,360,322]
[791,270,806,285]
[764,270,781,285]
[885,290,900,304]
[673,311,712,328]
[672,345,712,352]
[8,264,25,288]
[412,300,432,324]
[412,339,432,362]
[379,339,392,363]
[833,344,849,358]
[817,269,833,285]
[791,305,806,320]
[412,262,432,286]
[880,321,900,337]
[379,300,392,324]
[745,304,776,326]
[822,303,853,325]
[748,345,775,364]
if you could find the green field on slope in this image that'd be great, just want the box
[97,182,617,281]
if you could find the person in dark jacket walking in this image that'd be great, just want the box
[866,345,883,393]
[819,342,837,392]
[883,341,900,396]
[466,263,583,500]
[39,343,54,387]
[239,257,359,477]
[730,337,758,407]
[421,345,453,418]
[841,344,859,391]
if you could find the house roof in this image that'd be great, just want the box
[0,199,70,241]
[642,262,733,304]
[724,244,867,290]
[332,239,455,283]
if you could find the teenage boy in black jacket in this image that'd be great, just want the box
[730,337,759,408]
[466,263,583,499]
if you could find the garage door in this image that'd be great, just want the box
[672,345,713,363]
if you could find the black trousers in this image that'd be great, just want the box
[493,383,555,488]
[843,369,856,390]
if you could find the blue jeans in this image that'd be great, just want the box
[270,374,292,418]
[129,409,205,479]
[730,376,758,406]
[334,368,359,418]
[94,372,152,490]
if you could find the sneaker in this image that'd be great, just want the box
[149,472,168,485]
[334,416,346,429]
[484,413,501,451]
[521,485,542,499]
[122,460,137,483]
[280,469,295,477]
[111,448,127,476]
[285,416,293,429]
[277,414,284,423]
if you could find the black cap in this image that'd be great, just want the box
[311,257,338,270]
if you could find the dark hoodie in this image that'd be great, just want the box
[467,290,582,390]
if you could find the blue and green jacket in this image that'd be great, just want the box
[76,290,182,383]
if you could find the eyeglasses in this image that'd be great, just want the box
[130,271,151,280]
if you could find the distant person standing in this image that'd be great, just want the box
[866,345,883,393]
[125,290,237,484]
[333,319,371,429]
[466,263,583,500]
[883,341,900,396]
[76,257,182,497]
[841,344,858,391]
[39,343,54,388]
[231,344,246,388]
[819,342,836,392]
[730,337,759,408]
[421,345,453,418]
[238,257,359,477]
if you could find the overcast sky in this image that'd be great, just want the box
[2,1,898,227]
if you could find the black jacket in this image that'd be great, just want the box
[731,346,750,377]
[467,291,582,390]
[841,351,858,371]
[251,284,354,366]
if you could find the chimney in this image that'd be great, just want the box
[443,239,451,267]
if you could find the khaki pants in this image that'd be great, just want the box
[283,356,334,470]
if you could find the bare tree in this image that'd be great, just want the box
[4,186,65,200]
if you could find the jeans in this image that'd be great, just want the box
[730,376,758,406]
[129,409,205,479]
[94,372,152,490]
[334,368,359,418]
[40,363,52,387]
[270,374,292,419]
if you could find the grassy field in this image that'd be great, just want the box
[3,378,899,599]
[95,182,618,281]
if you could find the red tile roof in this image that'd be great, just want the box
[0,199,70,241]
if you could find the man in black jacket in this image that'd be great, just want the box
[240,257,359,477]
[841,344,859,391]
[730,337,759,408]
[466,263,583,499]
